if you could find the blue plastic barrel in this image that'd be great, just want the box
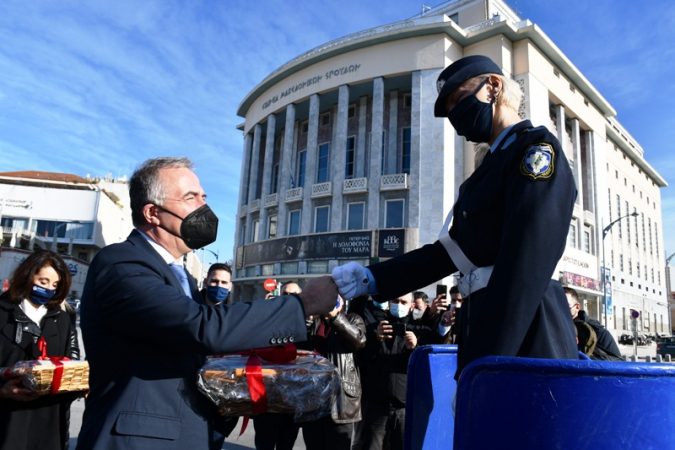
[454,356,675,450]
[404,344,458,450]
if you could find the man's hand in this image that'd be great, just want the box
[404,331,418,349]
[377,320,393,341]
[0,377,39,401]
[326,296,343,319]
[298,276,339,317]
[430,294,448,315]
[332,262,374,300]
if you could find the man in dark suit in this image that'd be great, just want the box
[77,157,337,450]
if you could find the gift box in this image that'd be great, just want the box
[0,359,89,395]
[198,347,339,422]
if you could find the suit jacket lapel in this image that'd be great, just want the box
[127,230,186,296]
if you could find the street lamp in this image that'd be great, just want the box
[667,252,675,334]
[601,211,639,328]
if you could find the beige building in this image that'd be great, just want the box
[233,0,668,336]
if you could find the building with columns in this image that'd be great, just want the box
[234,0,668,336]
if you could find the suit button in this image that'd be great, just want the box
[462,210,468,219]
[270,338,277,344]
[282,337,289,343]
[289,336,295,343]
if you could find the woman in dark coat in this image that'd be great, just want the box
[0,250,80,450]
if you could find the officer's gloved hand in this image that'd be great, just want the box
[331,262,376,300]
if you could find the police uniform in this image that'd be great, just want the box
[368,119,578,377]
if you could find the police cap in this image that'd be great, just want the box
[434,55,503,117]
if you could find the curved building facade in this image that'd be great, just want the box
[234,0,668,336]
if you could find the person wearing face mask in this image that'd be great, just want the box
[358,293,434,450]
[0,250,80,450]
[200,263,232,306]
[77,157,339,450]
[331,55,578,380]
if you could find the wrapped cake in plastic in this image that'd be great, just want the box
[198,347,339,422]
[0,359,89,395]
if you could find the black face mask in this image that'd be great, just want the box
[447,78,494,143]
[159,204,219,249]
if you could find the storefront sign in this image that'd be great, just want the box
[242,231,371,265]
[560,271,600,292]
[378,229,405,258]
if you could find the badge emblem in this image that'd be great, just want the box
[520,143,554,180]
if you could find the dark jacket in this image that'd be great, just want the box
[0,293,79,450]
[310,312,366,423]
[578,310,622,358]
[368,121,578,377]
[77,230,308,450]
[361,312,434,408]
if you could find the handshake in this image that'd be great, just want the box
[297,262,375,317]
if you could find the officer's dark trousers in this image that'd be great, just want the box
[252,413,299,450]
[302,416,353,450]
[361,403,405,450]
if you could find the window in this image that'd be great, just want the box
[262,264,274,276]
[288,210,301,236]
[320,112,330,126]
[403,93,412,108]
[625,201,630,243]
[301,120,308,134]
[251,219,259,242]
[385,199,404,228]
[308,260,329,274]
[239,223,246,245]
[268,215,277,239]
[317,143,330,183]
[314,206,330,233]
[583,227,591,253]
[0,217,28,233]
[281,262,298,274]
[348,104,356,118]
[616,195,622,238]
[347,202,365,230]
[296,150,306,188]
[567,221,577,249]
[401,127,411,174]
[271,163,279,194]
[619,255,624,272]
[35,220,94,240]
[628,258,632,275]
[345,136,356,179]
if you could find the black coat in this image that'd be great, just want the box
[309,312,366,423]
[77,230,308,450]
[0,294,79,450]
[368,121,578,377]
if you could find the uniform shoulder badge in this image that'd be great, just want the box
[520,143,554,180]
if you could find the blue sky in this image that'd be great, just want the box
[0,0,673,267]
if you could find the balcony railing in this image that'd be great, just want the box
[343,177,368,194]
[285,187,303,203]
[380,173,408,191]
[311,181,332,199]
[264,193,278,208]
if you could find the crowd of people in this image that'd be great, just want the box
[0,54,624,450]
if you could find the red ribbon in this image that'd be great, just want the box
[36,336,70,394]
[237,344,297,436]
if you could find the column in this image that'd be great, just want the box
[555,104,566,157]
[301,94,320,234]
[259,114,276,240]
[277,103,296,236]
[571,118,583,208]
[331,84,349,231]
[234,132,252,250]
[387,89,398,174]
[367,78,384,229]
[355,96,368,178]
[245,124,262,243]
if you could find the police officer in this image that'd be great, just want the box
[331,55,578,378]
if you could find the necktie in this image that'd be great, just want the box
[169,262,192,298]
